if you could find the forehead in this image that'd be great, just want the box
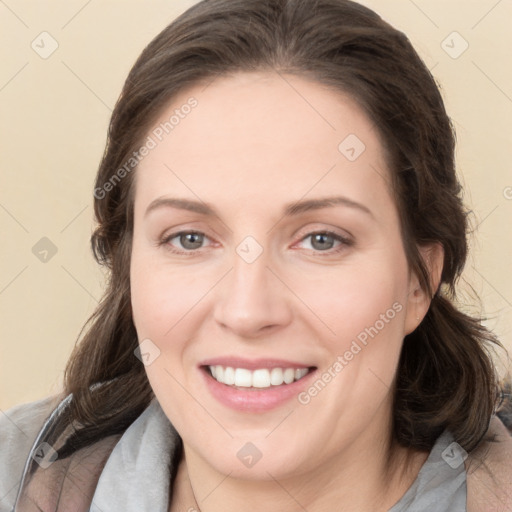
[133,71,393,219]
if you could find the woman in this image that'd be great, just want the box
[2,0,511,510]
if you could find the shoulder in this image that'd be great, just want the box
[466,415,512,512]
[0,394,62,510]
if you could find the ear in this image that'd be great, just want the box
[404,242,444,335]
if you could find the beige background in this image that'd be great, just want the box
[1,0,511,411]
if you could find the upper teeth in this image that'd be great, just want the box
[209,366,309,388]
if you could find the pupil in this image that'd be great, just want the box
[313,233,332,250]
[182,232,202,249]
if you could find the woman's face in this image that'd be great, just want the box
[130,71,429,480]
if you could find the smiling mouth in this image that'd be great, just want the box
[204,365,316,389]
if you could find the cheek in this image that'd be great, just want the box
[290,252,409,410]
[288,253,408,346]
[129,247,224,399]
[130,248,209,338]
[129,252,206,422]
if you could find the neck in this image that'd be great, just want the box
[171,412,428,512]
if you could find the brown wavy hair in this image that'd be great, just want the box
[56,0,511,459]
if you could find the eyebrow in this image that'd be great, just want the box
[144,195,374,219]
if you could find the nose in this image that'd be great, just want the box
[213,243,293,338]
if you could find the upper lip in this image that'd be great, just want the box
[199,357,315,371]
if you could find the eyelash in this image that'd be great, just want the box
[157,229,354,256]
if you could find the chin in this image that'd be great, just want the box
[187,433,314,481]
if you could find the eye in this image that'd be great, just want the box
[158,229,353,256]
[297,231,353,254]
[159,231,211,253]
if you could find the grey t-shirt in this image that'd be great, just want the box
[389,429,466,511]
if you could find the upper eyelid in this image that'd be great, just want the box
[162,228,352,250]
[160,220,353,240]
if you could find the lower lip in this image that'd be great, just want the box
[200,367,317,412]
